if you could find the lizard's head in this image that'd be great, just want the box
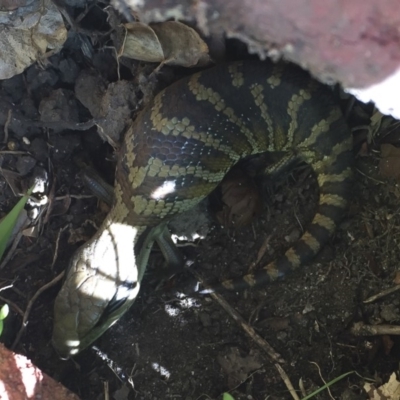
[52,223,141,358]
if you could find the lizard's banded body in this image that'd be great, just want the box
[52,60,353,358]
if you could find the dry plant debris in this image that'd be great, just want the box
[121,21,212,68]
[217,347,262,388]
[216,169,262,228]
[1,2,400,396]
[0,0,67,79]
[364,373,400,400]
[379,144,400,181]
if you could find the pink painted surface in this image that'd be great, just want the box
[131,0,400,87]
[0,344,80,400]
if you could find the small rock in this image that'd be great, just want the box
[16,155,36,175]
[276,331,288,341]
[380,304,400,323]
[284,228,300,243]
[39,89,80,124]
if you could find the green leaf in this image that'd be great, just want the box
[0,304,9,320]
[0,187,33,261]
[223,394,235,400]
[0,320,3,337]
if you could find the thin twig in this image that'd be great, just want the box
[310,361,334,400]
[224,367,264,397]
[0,151,29,155]
[363,285,400,304]
[0,284,13,292]
[293,208,304,233]
[275,363,300,400]
[191,268,285,363]
[115,25,128,81]
[104,381,109,400]
[356,168,385,185]
[31,119,96,131]
[55,194,94,201]
[3,109,12,143]
[51,225,69,269]
[351,321,400,336]
[299,378,307,397]
[11,271,65,350]
[0,295,24,317]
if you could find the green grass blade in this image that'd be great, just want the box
[0,187,33,261]
[0,304,9,320]
[301,371,354,400]
[0,304,8,338]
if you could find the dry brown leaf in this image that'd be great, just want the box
[379,143,400,181]
[364,221,374,239]
[0,0,67,79]
[150,21,211,67]
[122,22,164,62]
[393,271,400,285]
[382,335,394,355]
[216,169,262,228]
[217,348,262,388]
[121,21,211,68]
[364,372,400,399]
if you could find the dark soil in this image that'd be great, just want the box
[1,5,400,400]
